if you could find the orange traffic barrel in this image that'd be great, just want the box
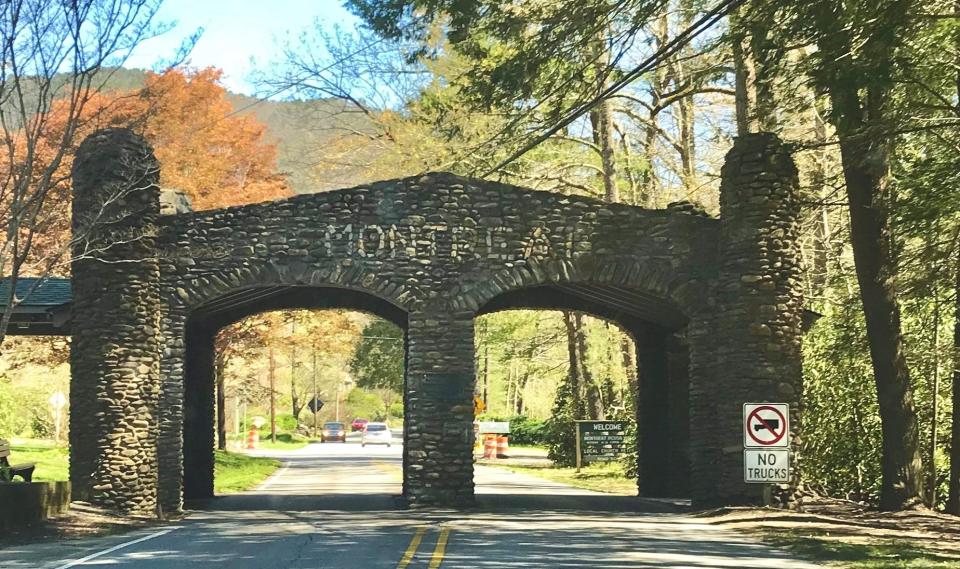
[483,434,497,459]
[496,435,509,458]
[247,429,259,450]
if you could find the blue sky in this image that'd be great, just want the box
[124,0,359,94]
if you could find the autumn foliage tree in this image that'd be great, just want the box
[2,68,290,367]
[15,67,291,272]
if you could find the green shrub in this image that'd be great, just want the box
[503,415,547,446]
[273,432,307,444]
[0,381,53,438]
[276,413,299,432]
[387,402,404,419]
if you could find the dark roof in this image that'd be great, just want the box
[0,277,72,308]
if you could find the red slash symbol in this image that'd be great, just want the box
[747,405,786,446]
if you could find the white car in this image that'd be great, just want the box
[361,423,392,447]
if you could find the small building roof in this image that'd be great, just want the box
[0,277,72,308]
[0,277,72,335]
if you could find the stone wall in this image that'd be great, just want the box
[69,129,804,513]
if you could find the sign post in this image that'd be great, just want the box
[575,425,582,473]
[743,403,790,487]
[575,421,629,473]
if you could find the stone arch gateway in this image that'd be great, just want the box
[69,128,804,515]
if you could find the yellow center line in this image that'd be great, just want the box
[427,527,451,569]
[396,526,427,569]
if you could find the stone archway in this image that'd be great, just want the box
[69,128,803,515]
[178,285,409,502]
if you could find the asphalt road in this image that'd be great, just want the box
[4,438,824,569]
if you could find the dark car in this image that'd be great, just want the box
[351,418,369,432]
[321,421,347,443]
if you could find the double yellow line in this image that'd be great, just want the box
[396,525,451,569]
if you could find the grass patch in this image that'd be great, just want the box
[504,444,547,453]
[252,432,310,451]
[499,462,636,495]
[214,450,281,494]
[7,441,280,494]
[9,440,68,482]
[766,532,960,568]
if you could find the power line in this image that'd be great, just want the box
[481,0,745,178]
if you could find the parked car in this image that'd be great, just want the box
[361,423,392,447]
[351,418,369,432]
[321,421,346,443]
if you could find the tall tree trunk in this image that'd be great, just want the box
[813,0,924,508]
[620,335,637,412]
[516,371,529,415]
[215,354,227,451]
[596,97,618,203]
[573,313,603,420]
[638,9,669,207]
[563,311,585,419]
[675,0,697,194]
[269,346,277,444]
[290,347,300,420]
[589,28,618,203]
[841,128,924,510]
[930,298,942,507]
[949,246,960,515]
[730,5,759,135]
[949,4,960,514]
[809,98,831,300]
[731,1,778,134]
[483,346,489,409]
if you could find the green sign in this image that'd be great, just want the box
[576,421,629,467]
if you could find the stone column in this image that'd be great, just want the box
[634,325,672,497]
[182,322,216,500]
[157,308,187,514]
[404,311,476,506]
[70,129,161,515]
[634,324,692,498]
[692,133,804,506]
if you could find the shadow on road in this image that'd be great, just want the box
[188,492,688,515]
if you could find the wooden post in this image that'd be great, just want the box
[312,351,319,439]
[575,421,583,473]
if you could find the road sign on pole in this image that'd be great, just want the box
[576,421,629,469]
[743,403,790,485]
[743,403,789,448]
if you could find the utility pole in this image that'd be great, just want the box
[312,350,319,438]
[483,346,489,409]
[269,346,277,443]
[290,319,298,422]
[335,376,342,422]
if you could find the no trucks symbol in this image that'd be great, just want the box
[743,403,789,448]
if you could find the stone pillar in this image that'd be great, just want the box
[404,311,475,506]
[691,133,804,506]
[182,322,216,500]
[70,129,161,515]
[157,309,187,514]
[635,325,691,498]
[635,325,672,497]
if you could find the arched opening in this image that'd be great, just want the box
[181,285,408,500]
[474,283,691,503]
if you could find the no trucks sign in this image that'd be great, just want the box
[743,403,791,484]
[743,403,789,448]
